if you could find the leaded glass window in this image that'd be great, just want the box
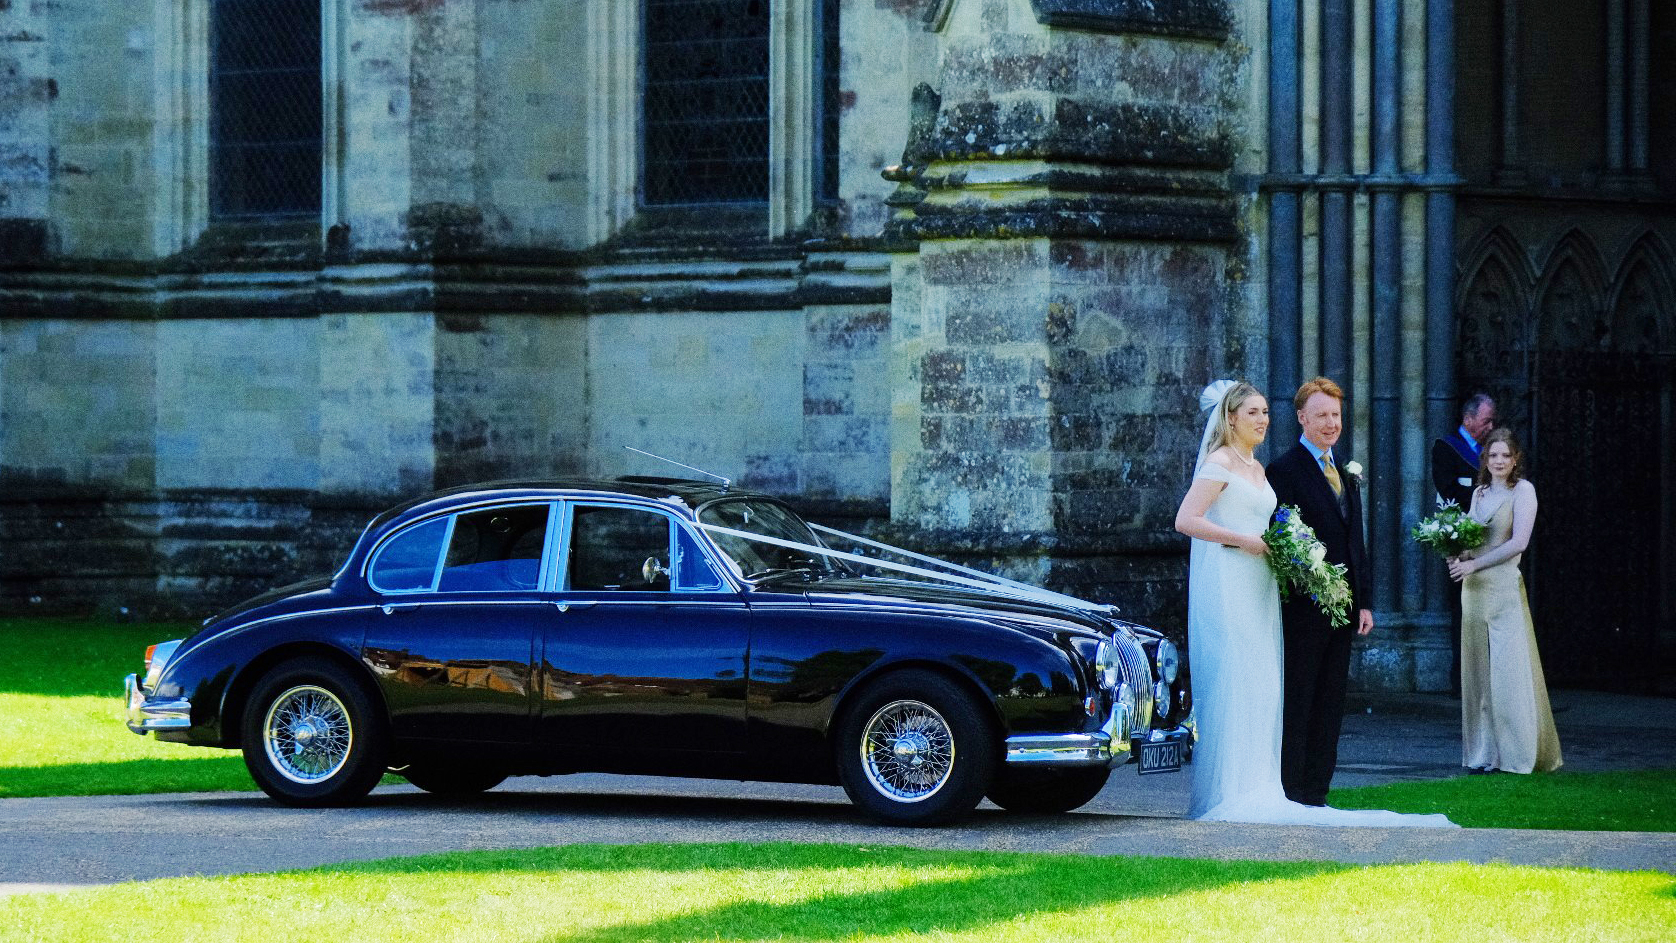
[209,0,322,222]
[642,0,771,207]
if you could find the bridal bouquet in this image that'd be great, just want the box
[1410,500,1487,559]
[1263,505,1353,628]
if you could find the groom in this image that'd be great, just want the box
[1267,377,1373,807]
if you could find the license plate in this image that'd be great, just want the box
[1138,738,1183,775]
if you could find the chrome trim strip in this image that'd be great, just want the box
[172,605,382,664]
[124,673,192,734]
[1004,732,1113,766]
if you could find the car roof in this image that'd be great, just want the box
[365,476,768,530]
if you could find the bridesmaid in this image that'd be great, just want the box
[1447,429,1562,774]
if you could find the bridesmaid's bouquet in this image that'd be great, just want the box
[1263,505,1353,628]
[1410,500,1487,559]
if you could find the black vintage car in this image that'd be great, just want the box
[125,478,1191,825]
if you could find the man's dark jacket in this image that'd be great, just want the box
[1267,441,1370,806]
[1431,430,1479,509]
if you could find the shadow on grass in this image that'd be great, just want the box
[338,843,1353,943]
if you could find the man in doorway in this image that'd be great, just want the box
[1431,393,1497,695]
[1267,377,1373,807]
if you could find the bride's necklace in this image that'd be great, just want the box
[1231,448,1258,467]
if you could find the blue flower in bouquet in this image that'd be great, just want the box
[1263,504,1352,628]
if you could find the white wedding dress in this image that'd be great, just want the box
[1186,461,1457,827]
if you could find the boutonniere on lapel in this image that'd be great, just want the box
[1343,461,1363,481]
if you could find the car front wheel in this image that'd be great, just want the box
[242,657,388,807]
[835,669,997,826]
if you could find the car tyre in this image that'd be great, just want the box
[400,762,507,796]
[242,657,388,808]
[985,766,1110,814]
[835,669,997,826]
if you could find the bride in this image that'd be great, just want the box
[1174,379,1457,827]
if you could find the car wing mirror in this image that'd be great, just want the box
[642,556,670,585]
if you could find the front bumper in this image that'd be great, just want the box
[1004,722,1193,767]
[123,673,192,735]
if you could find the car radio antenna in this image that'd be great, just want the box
[624,447,732,489]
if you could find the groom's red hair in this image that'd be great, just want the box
[1293,376,1344,411]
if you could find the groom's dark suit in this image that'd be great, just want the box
[1268,442,1372,806]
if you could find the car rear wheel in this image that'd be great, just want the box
[399,762,507,796]
[835,669,997,826]
[242,657,388,807]
[985,766,1111,814]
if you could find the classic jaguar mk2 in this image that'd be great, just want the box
[125,478,1192,824]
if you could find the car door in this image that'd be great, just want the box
[361,501,553,745]
[536,501,749,773]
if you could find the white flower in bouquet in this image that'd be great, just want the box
[1262,504,1353,628]
[1410,500,1487,559]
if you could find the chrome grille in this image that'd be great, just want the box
[1112,631,1156,736]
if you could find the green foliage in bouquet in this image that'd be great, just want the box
[1410,500,1488,559]
[1263,505,1353,628]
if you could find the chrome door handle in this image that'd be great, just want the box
[380,603,419,615]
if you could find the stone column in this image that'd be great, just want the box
[883,0,1237,627]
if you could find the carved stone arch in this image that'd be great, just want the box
[1607,232,1676,355]
[1534,230,1611,352]
[1454,227,1535,430]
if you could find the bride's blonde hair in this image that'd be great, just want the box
[1205,380,1262,457]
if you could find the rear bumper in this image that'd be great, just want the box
[123,673,192,735]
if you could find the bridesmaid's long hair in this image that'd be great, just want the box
[1205,381,1262,457]
[1474,427,1526,489]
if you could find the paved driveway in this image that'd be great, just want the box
[2,690,1673,894]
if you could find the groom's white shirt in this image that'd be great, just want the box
[1299,433,1334,467]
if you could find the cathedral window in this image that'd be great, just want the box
[641,0,772,207]
[208,0,322,222]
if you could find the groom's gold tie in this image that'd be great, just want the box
[1321,454,1343,497]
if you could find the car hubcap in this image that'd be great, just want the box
[263,685,352,785]
[861,699,954,802]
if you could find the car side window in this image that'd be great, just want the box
[676,526,724,591]
[437,504,551,592]
[567,505,672,592]
[368,517,450,592]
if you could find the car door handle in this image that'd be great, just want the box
[551,601,597,612]
[380,603,419,615]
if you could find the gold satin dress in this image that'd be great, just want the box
[1460,497,1563,774]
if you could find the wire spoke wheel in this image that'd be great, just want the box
[262,684,354,784]
[860,699,955,802]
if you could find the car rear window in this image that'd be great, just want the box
[368,517,449,592]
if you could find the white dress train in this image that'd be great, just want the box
[1186,462,1457,827]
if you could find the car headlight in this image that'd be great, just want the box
[142,639,182,692]
[1155,638,1180,684]
[1094,639,1122,690]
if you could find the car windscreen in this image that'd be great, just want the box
[697,499,843,581]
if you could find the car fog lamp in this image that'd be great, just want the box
[1155,639,1180,684]
[1095,639,1122,689]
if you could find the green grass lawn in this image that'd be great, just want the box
[0,618,256,797]
[1,843,1670,943]
[1332,768,1676,832]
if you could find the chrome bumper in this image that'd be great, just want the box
[123,673,192,735]
[1004,723,1193,767]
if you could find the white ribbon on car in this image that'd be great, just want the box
[693,521,1114,614]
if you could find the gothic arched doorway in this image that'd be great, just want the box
[1456,229,1676,693]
